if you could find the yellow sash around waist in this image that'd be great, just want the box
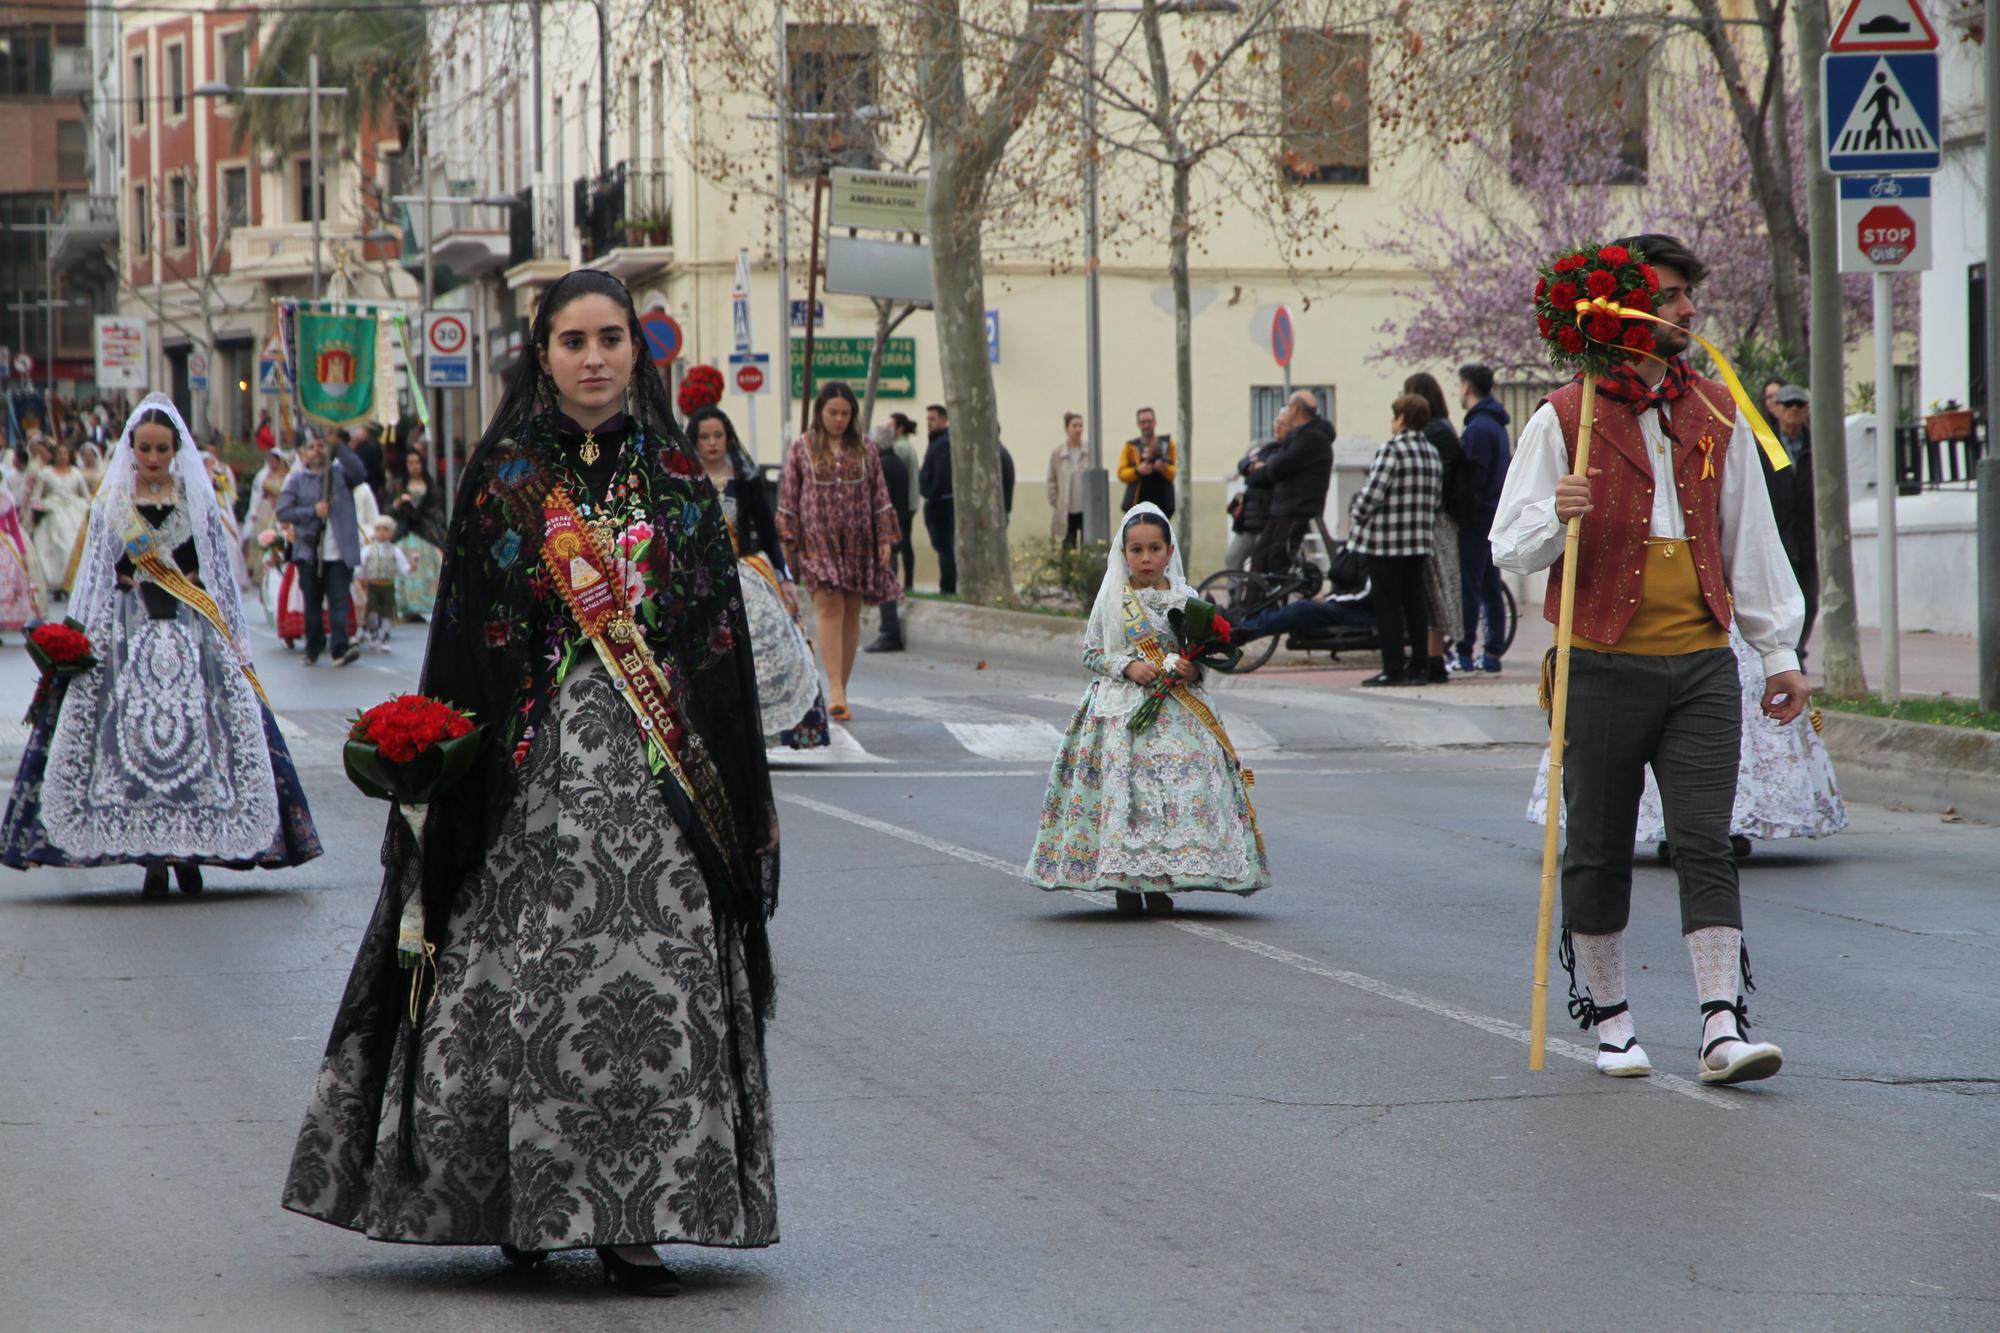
[123,521,271,708]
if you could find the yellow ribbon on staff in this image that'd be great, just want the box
[1573,297,1792,473]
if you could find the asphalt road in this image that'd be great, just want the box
[1,615,1995,1331]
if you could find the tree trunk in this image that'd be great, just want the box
[928,171,1014,604]
[911,0,1064,606]
[1170,158,1195,569]
[860,298,892,437]
[1794,0,1867,695]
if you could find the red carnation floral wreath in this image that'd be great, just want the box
[677,363,726,417]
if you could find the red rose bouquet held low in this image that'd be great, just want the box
[23,618,97,725]
[1532,242,1662,378]
[1128,598,1241,733]
[343,695,483,971]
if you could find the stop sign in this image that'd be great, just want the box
[735,363,765,394]
[1857,204,1917,267]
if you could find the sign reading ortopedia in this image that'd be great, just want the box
[789,336,918,400]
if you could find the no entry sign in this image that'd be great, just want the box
[1837,175,1932,272]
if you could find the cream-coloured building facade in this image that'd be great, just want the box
[427,1,1888,581]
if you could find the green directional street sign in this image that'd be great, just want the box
[789,336,918,400]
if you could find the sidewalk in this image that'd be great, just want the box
[1842,627,1980,699]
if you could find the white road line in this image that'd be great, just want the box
[768,723,885,767]
[779,768,1040,779]
[778,791,1738,1110]
[943,719,1066,762]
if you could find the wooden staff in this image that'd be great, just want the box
[1529,372,1597,1070]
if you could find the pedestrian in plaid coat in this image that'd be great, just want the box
[1349,394,1443,685]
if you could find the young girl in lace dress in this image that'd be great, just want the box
[1027,503,1269,914]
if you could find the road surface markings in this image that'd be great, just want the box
[943,719,1067,761]
[768,723,885,767]
[779,791,1739,1110]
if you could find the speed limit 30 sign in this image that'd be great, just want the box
[424,309,473,387]
[1837,175,1931,273]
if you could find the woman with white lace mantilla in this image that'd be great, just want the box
[0,395,322,897]
[282,270,779,1296]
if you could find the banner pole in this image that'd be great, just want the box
[1530,372,1597,1071]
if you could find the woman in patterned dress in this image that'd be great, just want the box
[690,405,829,750]
[776,380,900,721]
[0,395,321,896]
[387,445,444,619]
[1027,503,1270,912]
[282,270,779,1296]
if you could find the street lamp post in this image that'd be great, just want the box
[195,52,349,299]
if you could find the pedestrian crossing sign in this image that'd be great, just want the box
[1821,51,1940,175]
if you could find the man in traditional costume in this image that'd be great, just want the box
[1490,234,1806,1085]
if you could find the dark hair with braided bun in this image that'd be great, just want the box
[473,268,690,462]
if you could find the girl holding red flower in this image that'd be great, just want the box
[0,394,321,897]
[1027,504,1269,913]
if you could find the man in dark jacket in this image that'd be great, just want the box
[276,430,368,666]
[1763,384,1818,659]
[917,403,1014,596]
[1224,437,1283,570]
[866,427,915,653]
[1247,390,1334,573]
[1454,363,1513,671]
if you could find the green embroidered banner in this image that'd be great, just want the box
[296,306,378,427]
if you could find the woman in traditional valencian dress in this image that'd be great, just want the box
[777,380,900,721]
[691,405,829,751]
[0,479,39,636]
[1028,503,1270,913]
[28,440,92,599]
[1527,623,1847,853]
[0,395,321,897]
[388,444,444,619]
[282,270,779,1296]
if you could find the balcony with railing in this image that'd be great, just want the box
[576,160,674,282]
[1895,412,1988,494]
[50,193,118,273]
[503,183,571,290]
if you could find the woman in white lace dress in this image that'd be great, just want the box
[0,395,321,897]
[27,441,92,598]
[1527,623,1846,853]
[1027,503,1269,913]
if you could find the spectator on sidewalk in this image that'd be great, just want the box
[275,431,367,666]
[1117,407,1176,516]
[1405,372,1468,683]
[1247,390,1334,574]
[1455,363,1513,673]
[1764,384,1819,661]
[917,403,1014,596]
[865,420,915,654]
[1048,412,1089,549]
[1348,393,1442,687]
[255,409,276,454]
[1232,582,1374,643]
[1761,378,1784,422]
[1224,435,1283,571]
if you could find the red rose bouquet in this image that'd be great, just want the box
[23,618,97,725]
[344,695,483,969]
[1128,598,1241,733]
[677,363,726,417]
[1532,242,1661,377]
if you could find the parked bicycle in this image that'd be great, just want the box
[1198,520,1517,674]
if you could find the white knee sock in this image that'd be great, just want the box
[1571,930,1636,1049]
[1687,925,1748,1065]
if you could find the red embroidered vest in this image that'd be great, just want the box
[1539,376,1735,644]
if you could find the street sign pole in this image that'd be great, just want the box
[1874,269,1900,703]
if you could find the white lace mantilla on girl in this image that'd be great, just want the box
[1027,503,1269,895]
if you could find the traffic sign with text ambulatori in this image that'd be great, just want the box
[1822,51,1940,174]
[788,336,917,400]
[1838,176,1932,273]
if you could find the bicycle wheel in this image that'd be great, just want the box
[1197,570,1282,673]
[1497,581,1519,656]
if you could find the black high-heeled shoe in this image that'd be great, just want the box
[596,1246,681,1296]
[140,865,169,899]
[498,1244,546,1268]
[174,863,204,895]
